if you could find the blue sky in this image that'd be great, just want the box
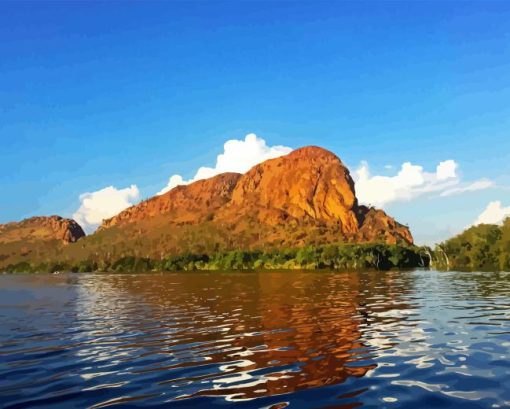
[1,1,509,244]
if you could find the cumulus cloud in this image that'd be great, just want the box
[157,133,292,195]
[436,160,458,180]
[353,159,492,208]
[73,185,140,232]
[473,201,510,226]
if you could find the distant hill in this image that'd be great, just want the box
[0,215,84,244]
[0,146,415,271]
[0,216,85,268]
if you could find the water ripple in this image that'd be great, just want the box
[0,270,509,408]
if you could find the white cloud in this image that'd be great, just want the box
[73,185,140,232]
[473,201,510,226]
[157,133,293,195]
[353,159,492,208]
[436,159,458,180]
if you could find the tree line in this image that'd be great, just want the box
[431,218,510,272]
[2,243,430,273]
[6,218,508,274]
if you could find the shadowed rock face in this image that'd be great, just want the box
[96,146,413,246]
[355,206,413,245]
[0,216,85,244]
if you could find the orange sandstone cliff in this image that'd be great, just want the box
[224,147,359,232]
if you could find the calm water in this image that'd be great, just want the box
[0,270,509,409]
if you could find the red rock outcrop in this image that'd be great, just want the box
[223,146,359,233]
[0,216,85,244]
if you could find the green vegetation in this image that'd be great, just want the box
[1,243,430,273]
[5,220,509,274]
[432,218,510,271]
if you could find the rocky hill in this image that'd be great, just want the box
[0,216,85,268]
[0,216,85,244]
[90,146,412,257]
[0,146,414,270]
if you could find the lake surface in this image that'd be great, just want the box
[0,270,509,409]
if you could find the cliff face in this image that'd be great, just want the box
[0,216,85,244]
[224,147,359,233]
[97,146,413,247]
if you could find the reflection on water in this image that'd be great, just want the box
[0,270,509,408]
